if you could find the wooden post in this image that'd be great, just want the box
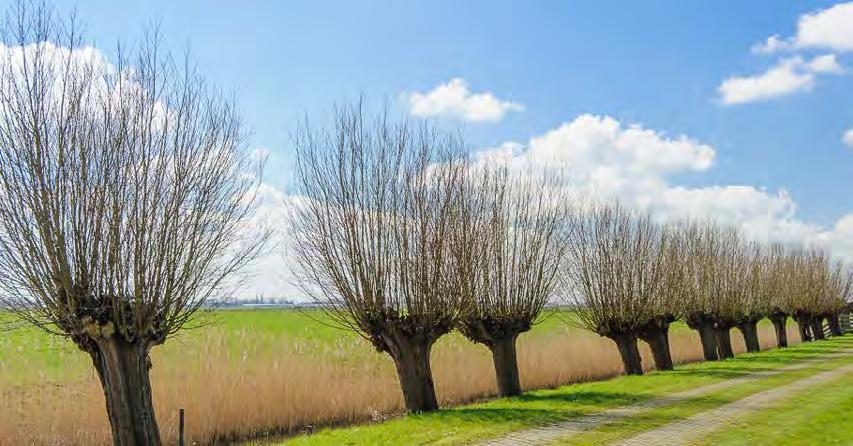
[179,408,185,446]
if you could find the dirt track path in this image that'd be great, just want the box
[612,361,853,446]
[477,349,853,446]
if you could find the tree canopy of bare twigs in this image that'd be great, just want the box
[783,248,834,341]
[564,202,669,375]
[764,243,794,347]
[290,103,468,412]
[819,259,851,336]
[455,164,569,396]
[0,3,264,444]
[681,223,744,359]
[727,241,772,353]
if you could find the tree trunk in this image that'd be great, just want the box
[90,337,161,446]
[715,326,734,359]
[811,317,826,340]
[795,318,812,342]
[736,321,761,353]
[639,326,673,371]
[611,333,643,375]
[769,315,788,348]
[389,338,439,412]
[696,322,719,361]
[687,314,719,361]
[827,314,843,337]
[489,335,522,397]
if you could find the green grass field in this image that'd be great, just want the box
[0,308,818,445]
[274,335,853,446]
[0,308,579,385]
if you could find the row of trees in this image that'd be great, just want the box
[291,106,570,407]
[566,209,852,375]
[292,105,853,413]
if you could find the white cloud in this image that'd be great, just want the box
[754,2,853,54]
[474,114,853,261]
[844,128,853,147]
[737,4,852,104]
[795,2,853,52]
[822,214,853,263]
[718,55,843,104]
[807,53,845,73]
[751,35,794,54]
[407,78,524,122]
[247,114,853,301]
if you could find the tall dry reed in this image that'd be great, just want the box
[0,322,799,445]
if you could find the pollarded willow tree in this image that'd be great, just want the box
[732,242,770,354]
[820,261,851,337]
[290,104,468,412]
[637,224,689,371]
[709,228,749,359]
[682,223,724,361]
[789,248,832,342]
[765,244,792,348]
[456,164,569,397]
[683,223,744,360]
[565,203,669,375]
[0,4,264,445]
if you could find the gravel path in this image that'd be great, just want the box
[476,349,853,446]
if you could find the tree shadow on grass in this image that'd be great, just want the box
[733,350,844,364]
[577,393,732,436]
[421,391,651,428]
[664,367,774,379]
[515,390,650,406]
[435,407,580,424]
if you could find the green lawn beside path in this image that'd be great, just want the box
[697,363,853,446]
[274,336,853,446]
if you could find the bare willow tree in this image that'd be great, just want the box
[711,228,748,359]
[682,223,722,360]
[732,242,769,353]
[820,261,851,337]
[763,244,793,348]
[789,248,832,342]
[291,104,467,412]
[787,250,812,342]
[565,203,668,375]
[683,223,742,360]
[0,4,263,445]
[456,164,569,396]
[637,224,688,371]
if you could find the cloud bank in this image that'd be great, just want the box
[247,114,853,300]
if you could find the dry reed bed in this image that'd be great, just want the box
[0,324,798,445]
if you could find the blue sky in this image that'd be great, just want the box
[42,0,852,225]
[22,1,853,297]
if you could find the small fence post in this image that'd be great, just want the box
[179,408,185,446]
